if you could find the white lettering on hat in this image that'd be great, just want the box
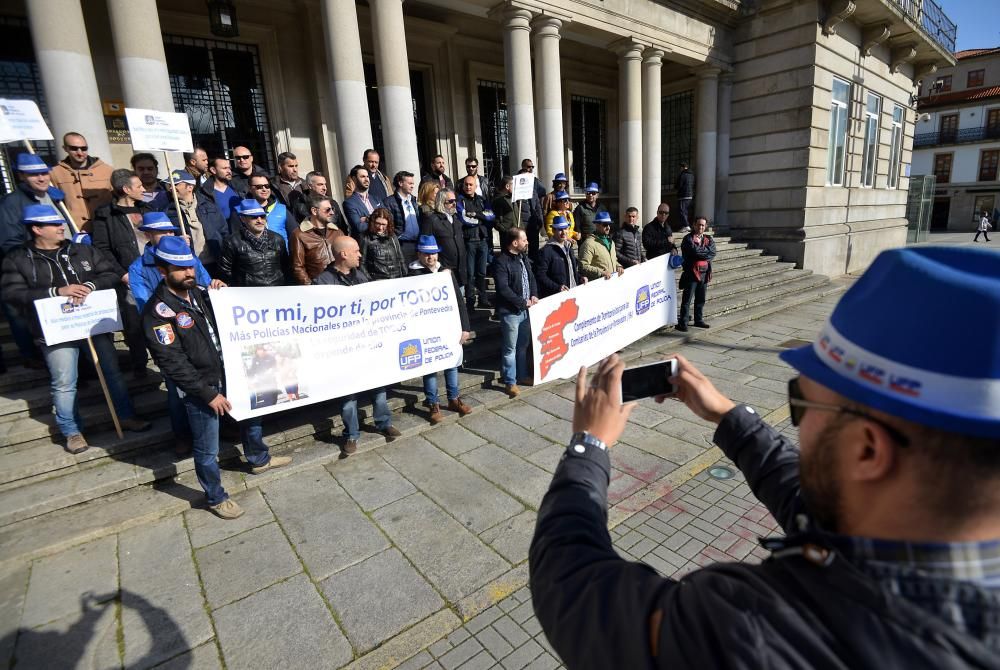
[156,250,195,263]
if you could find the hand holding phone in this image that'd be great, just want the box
[620,358,678,403]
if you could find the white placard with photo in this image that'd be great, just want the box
[0,99,54,143]
[35,290,123,346]
[125,108,194,153]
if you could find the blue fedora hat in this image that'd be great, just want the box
[550,215,569,230]
[153,236,197,267]
[416,235,441,254]
[165,169,196,185]
[552,172,568,183]
[554,190,570,200]
[585,182,600,193]
[22,204,65,226]
[139,211,180,232]
[236,199,267,217]
[594,211,613,224]
[780,247,1000,438]
[16,153,49,174]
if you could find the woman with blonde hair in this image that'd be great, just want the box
[417,181,440,216]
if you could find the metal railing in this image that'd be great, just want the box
[892,0,957,53]
[914,125,1000,147]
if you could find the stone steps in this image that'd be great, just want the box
[0,236,833,532]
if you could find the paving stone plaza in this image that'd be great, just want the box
[0,235,990,669]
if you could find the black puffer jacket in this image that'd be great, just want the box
[0,241,119,339]
[531,406,1000,669]
[534,241,581,298]
[641,219,675,259]
[219,227,289,287]
[90,201,147,276]
[142,282,223,404]
[360,232,407,280]
[419,211,467,285]
[613,223,644,267]
[457,193,492,243]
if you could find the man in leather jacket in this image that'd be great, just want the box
[530,246,1000,669]
[219,200,289,287]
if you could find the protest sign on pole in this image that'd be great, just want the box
[512,173,534,202]
[210,272,465,421]
[124,108,194,153]
[529,254,677,384]
[0,99,55,143]
[35,290,123,347]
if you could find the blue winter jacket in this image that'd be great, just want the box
[128,244,212,313]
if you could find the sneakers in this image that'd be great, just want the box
[381,426,401,442]
[209,498,244,520]
[505,384,520,398]
[120,417,152,432]
[693,321,711,329]
[447,398,473,416]
[65,433,89,455]
[250,455,293,475]
[342,439,358,456]
[675,322,688,332]
[428,403,444,425]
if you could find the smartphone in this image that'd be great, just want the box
[620,359,678,403]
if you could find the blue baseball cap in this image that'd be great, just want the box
[595,211,613,224]
[554,190,570,200]
[585,182,600,193]
[552,173,567,183]
[550,215,569,230]
[139,211,180,232]
[416,235,441,254]
[22,204,64,226]
[154,236,197,267]
[780,247,1000,438]
[165,170,196,185]
[16,153,49,174]
[236,199,266,217]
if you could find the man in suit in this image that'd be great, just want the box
[363,149,393,204]
[343,165,382,238]
[384,171,421,263]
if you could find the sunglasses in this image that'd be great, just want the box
[235,155,252,160]
[252,184,271,189]
[657,210,669,215]
[445,199,457,204]
[66,145,88,151]
[787,378,909,446]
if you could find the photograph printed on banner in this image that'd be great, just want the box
[241,342,306,410]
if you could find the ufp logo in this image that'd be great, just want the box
[888,375,922,397]
[398,340,422,370]
[60,302,77,313]
[635,285,650,315]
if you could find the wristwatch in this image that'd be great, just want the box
[568,431,607,455]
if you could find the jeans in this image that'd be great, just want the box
[41,333,135,438]
[423,367,459,405]
[1,298,40,361]
[182,395,226,506]
[164,376,192,439]
[341,388,391,440]
[679,281,707,324]
[239,417,273,468]
[465,239,490,304]
[677,198,693,231]
[499,310,531,385]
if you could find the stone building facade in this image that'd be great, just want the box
[0,0,954,276]
[912,47,1000,232]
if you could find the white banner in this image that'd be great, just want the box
[512,173,534,202]
[35,290,122,346]
[529,254,677,383]
[210,272,464,420]
[0,99,54,143]
[125,108,193,152]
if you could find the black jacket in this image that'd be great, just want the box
[408,261,470,331]
[534,241,581,298]
[420,172,454,191]
[530,406,1000,669]
[491,251,537,314]
[313,265,370,286]
[90,201,147,276]
[419,211,467,285]
[289,192,348,234]
[641,219,676,259]
[0,183,65,258]
[675,169,694,199]
[456,193,492,242]
[230,164,270,199]
[360,232,407,280]
[142,283,223,405]
[680,233,716,287]
[613,223,644,267]
[0,241,119,339]
[219,227,289,287]
[165,192,229,263]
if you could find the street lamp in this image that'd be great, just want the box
[207,0,239,38]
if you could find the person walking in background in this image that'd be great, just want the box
[674,161,694,233]
[974,210,992,242]
[676,216,715,332]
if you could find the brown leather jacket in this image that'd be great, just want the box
[49,157,114,231]
[289,219,344,285]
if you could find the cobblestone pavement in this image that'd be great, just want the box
[0,293,837,670]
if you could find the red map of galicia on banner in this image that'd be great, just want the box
[537,299,580,378]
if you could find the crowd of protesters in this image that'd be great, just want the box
[0,131,714,518]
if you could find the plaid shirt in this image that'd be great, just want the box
[828,534,1000,639]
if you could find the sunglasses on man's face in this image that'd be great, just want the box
[66,145,88,151]
[445,199,457,204]
[235,155,252,160]
[787,377,910,446]
[252,184,270,190]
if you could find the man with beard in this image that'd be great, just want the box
[49,132,113,229]
[343,165,382,237]
[143,236,291,519]
[421,154,454,191]
[363,149,393,204]
[530,246,1000,668]
[219,200,289,288]
[203,156,241,223]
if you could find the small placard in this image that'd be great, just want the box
[0,99,54,143]
[125,107,193,153]
[512,173,534,202]
[35,289,122,346]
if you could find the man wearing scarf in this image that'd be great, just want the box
[219,200,289,288]
[578,211,624,281]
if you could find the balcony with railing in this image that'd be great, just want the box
[892,0,957,53]
[914,125,1000,148]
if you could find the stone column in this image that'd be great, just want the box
[321,0,374,175]
[613,39,643,219]
[369,0,420,177]
[498,7,537,174]
[26,0,112,160]
[641,47,664,225]
[715,73,733,233]
[532,16,565,184]
[695,66,719,225]
[107,0,174,113]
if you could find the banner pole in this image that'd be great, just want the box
[162,151,188,237]
[23,139,125,440]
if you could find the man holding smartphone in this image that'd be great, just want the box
[530,246,1000,668]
